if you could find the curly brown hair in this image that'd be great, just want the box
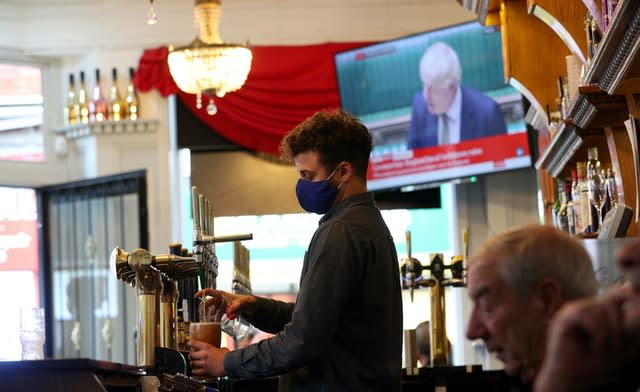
[279,109,372,179]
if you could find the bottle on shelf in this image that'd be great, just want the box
[570,169,584,234]
[552,178,563,230]
[78,71,90,124]
[585,147,605,233]
[64,73,79,126]
[89,68,109,122]
[576,162,592,234]
[601,175,612,222]
[109,68,126,121]
[559,179,576,235]
[125,67,140,120]
[556,75,568,120]
[605,167,618,207]
[555,178,570,233]
[567,179,577,236]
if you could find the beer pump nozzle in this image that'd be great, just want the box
[400,231,425,302]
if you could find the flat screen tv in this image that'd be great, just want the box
[334,21,533,192]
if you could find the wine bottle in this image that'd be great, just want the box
[64,73,79,125]
[89,68,109,122]
[125,67,140,120]
[109,68,126,121]
[78,71,90,124]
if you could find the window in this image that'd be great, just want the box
[0,186,40,360]
[0,63,44,162]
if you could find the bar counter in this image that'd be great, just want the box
[0,359,525,392]
[0,358,144,392]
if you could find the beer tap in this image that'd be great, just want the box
[190,186,253,292]
[399,230,466,367]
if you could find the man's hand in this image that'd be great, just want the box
[195,288,257,320]
[188,339,230,378]
[534,284,640,392]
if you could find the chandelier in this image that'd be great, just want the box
[168,0,252,115]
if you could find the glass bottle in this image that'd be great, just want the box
[89,68,109,122]
[125,67,140,120]
[78,71,90,124]
[560,179,576,235]
[601,176,612,222]
[570,169,583,234]
[576,162,591,234]
[64,73,79,126]
[555,178,570,233]
[605,167,618,207]
[552,178,563,230]
[586,147,605,232]
[109,68,126,121]
[557,76,569,120]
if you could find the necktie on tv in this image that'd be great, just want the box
[439,114,449,145]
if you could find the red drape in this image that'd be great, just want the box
[135,42,371,155]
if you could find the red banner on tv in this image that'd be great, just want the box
[367,132,531,188]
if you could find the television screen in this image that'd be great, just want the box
[334,22,532,191]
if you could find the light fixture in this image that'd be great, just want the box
[147,0,158,25]
[167,0,252,115]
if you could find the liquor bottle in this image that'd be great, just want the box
[571,168,583,234]
[555,178,570,233]
[586,147,605,232]
[552,178,563,230]
[576,162,592,233]
[109,68,126,121]
[64,73,79,125]
[556,76,569,120]
[78,71,90,124]
[601,177,612,222]
[558,179,576,235]
[605,167,618,207]
[125,67,140,120]
[89,68,109,122]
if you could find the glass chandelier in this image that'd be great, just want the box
[168,0,252,115]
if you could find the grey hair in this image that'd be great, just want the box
[419,41,462,88]
[473,224,599,301]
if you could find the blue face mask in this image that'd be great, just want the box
[295,166,342,214]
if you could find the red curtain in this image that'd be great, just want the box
[135,42,371,155]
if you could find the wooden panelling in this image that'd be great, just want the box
[501,0,570,118]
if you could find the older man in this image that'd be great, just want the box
[406,41,507,149]
[535,237,640,392]
[465,224,599,385]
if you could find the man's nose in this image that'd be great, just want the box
[465,307,487,341]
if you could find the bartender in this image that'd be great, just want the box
[188,109,404,391]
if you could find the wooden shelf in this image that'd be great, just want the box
[582,0,640,95]
[458,0,640,234]
[536,1,640,176]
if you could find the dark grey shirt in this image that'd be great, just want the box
[224,192,403,391]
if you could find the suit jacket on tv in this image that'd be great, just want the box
[406,86,508,149]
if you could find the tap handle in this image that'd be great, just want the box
[405,230,412,259]
[191,186,202,240]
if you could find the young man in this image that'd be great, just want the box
[188,109,403,391]
[465,224,599,386]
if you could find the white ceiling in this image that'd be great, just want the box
[0,0,476,57]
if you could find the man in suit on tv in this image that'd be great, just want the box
[406,41,508,150]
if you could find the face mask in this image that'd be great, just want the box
[295,166,342,214]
